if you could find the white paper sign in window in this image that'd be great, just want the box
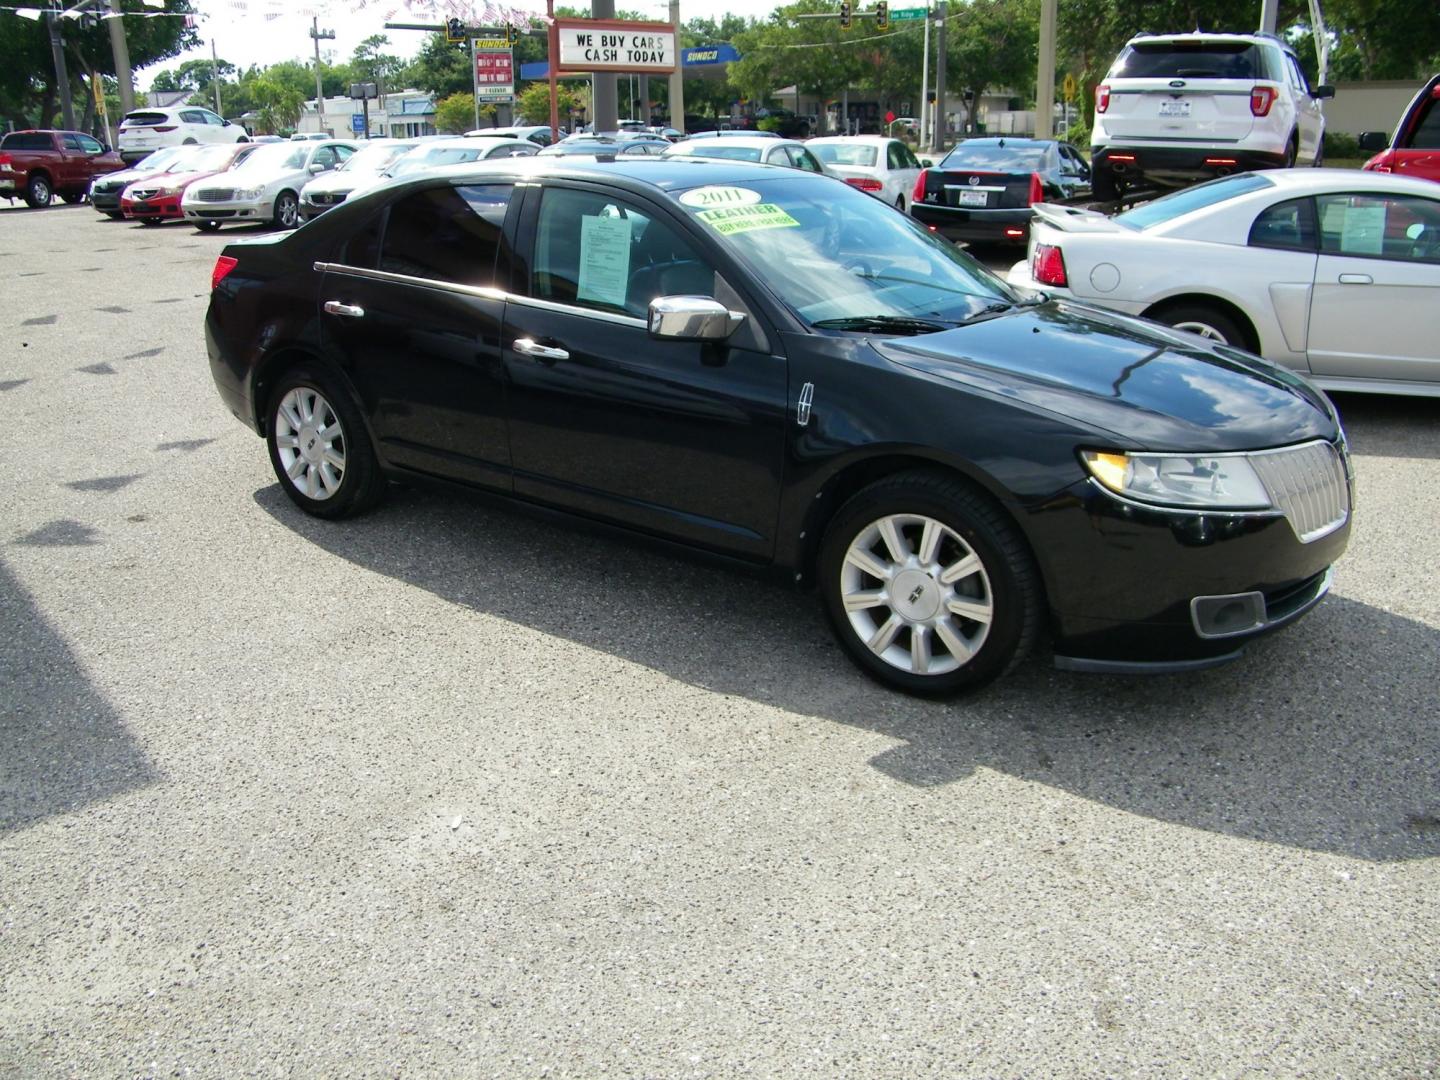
[577,214,632,308]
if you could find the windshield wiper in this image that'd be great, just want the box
[956,301,1019,324]
[812,315,950,335]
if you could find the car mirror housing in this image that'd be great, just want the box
[648,296,744,341]
[920,158,934,168]
[309,163,325,174]
[1357,131,1390,152]
[1313,85,1335,99]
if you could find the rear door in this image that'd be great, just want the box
[319,181,519,490]
[1103,40,1266,144]
[1307,191,1440,385]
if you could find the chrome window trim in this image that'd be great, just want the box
[313,261,648,329]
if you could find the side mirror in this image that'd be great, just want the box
[648,296,744,341]
[223,119,232,126]
[1358,131,1390,152]
[920,158,934,168]
[309,162,326,174]
[1313,84,1335,99]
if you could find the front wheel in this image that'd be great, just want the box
[818,472,1041,696]
[266,364,386,519]
[273,190,300,229]
[194,220,221,232]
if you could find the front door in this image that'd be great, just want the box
[319,182,519,490]
[1307,191,1440,386]
[502,183,789,560]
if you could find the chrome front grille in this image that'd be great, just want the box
[129,187,157,200]
[195,188,234,202]
[1250,441,1350,543]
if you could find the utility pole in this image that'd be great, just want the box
[668,0,684,133]
[106,0,135,117]
[1259,0,1280,33]
[47,11,76,131]
[310,17,336,134]
[211,35,223,114]
[930,0,946,153]
[1036,0,1055,138]
[919,9,930,147]
[591,0,618,132]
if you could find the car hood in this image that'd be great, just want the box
[874,300,1337,451]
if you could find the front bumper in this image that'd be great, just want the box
[909,203,1033,244]
[1027,471,1350,669]
[184,197,273,224]
[300,192,349,220]
[1093,145,1290,187]
[122,193,182,219]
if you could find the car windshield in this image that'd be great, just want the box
[940,143,1047,171]
[1116,171,1274,230]
[232,142,308,172]
[672,144,764,162]
[812,144,878,167]
[341,141,413,172]
[135,147,186,170]
[177,145,241,173]
[675,175,1015,328]
[1109,41,1279,80]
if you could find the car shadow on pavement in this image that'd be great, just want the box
[1331,392,1440,460]
[255,483,1440,864]
[0,559,160,835]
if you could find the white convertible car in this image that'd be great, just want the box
[1008,169,1440,397]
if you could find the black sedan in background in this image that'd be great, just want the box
[206,158,1351,695]
[910,137,1093,245]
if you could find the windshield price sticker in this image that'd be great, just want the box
[696,203,800,236]
[679,186,761,209]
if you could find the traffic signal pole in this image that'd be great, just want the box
[1036,0,1055,138]
[930,0,945,152]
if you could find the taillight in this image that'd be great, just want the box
[1095,84,1111,113]
[211,255,238,290]
[1032,242,1067,287]
[912,168,928,202]
[845,177,884,193]
[0,152,11,169]
[1250,86,1277,117]
[153,125,178,133]
[1028,172,1043,205]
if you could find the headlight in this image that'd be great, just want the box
[234,187,265,200]
[1081,450,1272,510]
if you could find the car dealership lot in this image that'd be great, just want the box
[2,205,1437,1077]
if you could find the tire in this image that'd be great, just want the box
[1282,135,1298,169]
[183,138,198,145]
[817,471,1041,696]
[1154,302,1247,348]
[273,190,300,229]
[105,211,124,220]
[265,364,386,519]
[194,220,222,232]
[1091,167,1119,202]
[895,195,905,212]
[58,192,85,204]
[24,174,52,209]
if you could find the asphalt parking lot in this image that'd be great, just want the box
[2,202,1437,1078]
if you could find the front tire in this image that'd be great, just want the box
[194,220,222,232]
[24,175,52,208]
[818,472,1041,696]
[266,364,385,519]
[273,190,300,229]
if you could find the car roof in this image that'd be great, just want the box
[1123,30,1299,56]
[807,135,897,145]
[1250,167,1440,199]
[672,136,799,149]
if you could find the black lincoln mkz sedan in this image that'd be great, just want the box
[205,157,1352,695]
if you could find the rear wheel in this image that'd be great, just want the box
[1154,302,1247,348]
[266,364,386,519]
[24,175,52,208]
[1282,135,1298,169]
[818,471,1040,696]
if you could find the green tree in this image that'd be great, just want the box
[945,0,1038,134]
[515,80,588,127]
[730,0,871,129]
[249,75,303,134]
[435,91,478,133]
[400,32,474,98]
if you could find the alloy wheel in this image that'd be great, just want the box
[273,386,346,500]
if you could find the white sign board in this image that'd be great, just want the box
[555,20,677,73]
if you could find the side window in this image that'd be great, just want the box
[335,145,354,162]
[1317,193,1440,264]
[379,183,513,284]
[1288,56,1311,95]
[1409,97,1440,150]
[180,110,207,125]
[77,134,104,154]
[789,147,823,173]
[765,147,790,166]
[531,188,716,317]
[903,145,922,169]
[202,110,225,126]
[312,146,338,169]
[1248,197,1316,251]
[340,211,384,269]
[886,142,905,170]
[62,134,85,151]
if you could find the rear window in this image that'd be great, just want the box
[1109,41,1281,81]
[122,112,171,126]
[939,143,1047,171]
[1117,172,1273,230]
[812,144,878,167]
[677,145,764,162]
[0,133,53,151]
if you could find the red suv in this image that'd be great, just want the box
[1360,75,1440,183]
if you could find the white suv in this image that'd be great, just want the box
[117,106,248,164]
[1090,32,1333,199]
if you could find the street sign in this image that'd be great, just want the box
[890,7,927,19]
[474,46,515,102]
[1062,73,1077,101]
[351,113,366,133]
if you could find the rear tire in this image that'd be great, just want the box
[818,471,1041,696]
[265,364,386,519]
[1091,167,1119,202]
[1282,135,1298,169]
[24,175,52,208]
[1153,302,1247,348]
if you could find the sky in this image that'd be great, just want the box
[147,0,779,87]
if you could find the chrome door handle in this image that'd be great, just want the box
[1338,273,1373,285]
[512,338,569,362]
[323,301,365,317]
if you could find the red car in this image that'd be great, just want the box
[121,142,256,223]
[1360,74,1440,183]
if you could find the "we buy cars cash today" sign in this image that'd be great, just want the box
[554,19,678,73]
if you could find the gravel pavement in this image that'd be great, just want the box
[1,203,1437,1079]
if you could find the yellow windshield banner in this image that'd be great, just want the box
[696,203,801,236]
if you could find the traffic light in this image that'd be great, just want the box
[875,1,889,28]
[505,24,521,45]
[445,17,466,44]
[839,1,852,29]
